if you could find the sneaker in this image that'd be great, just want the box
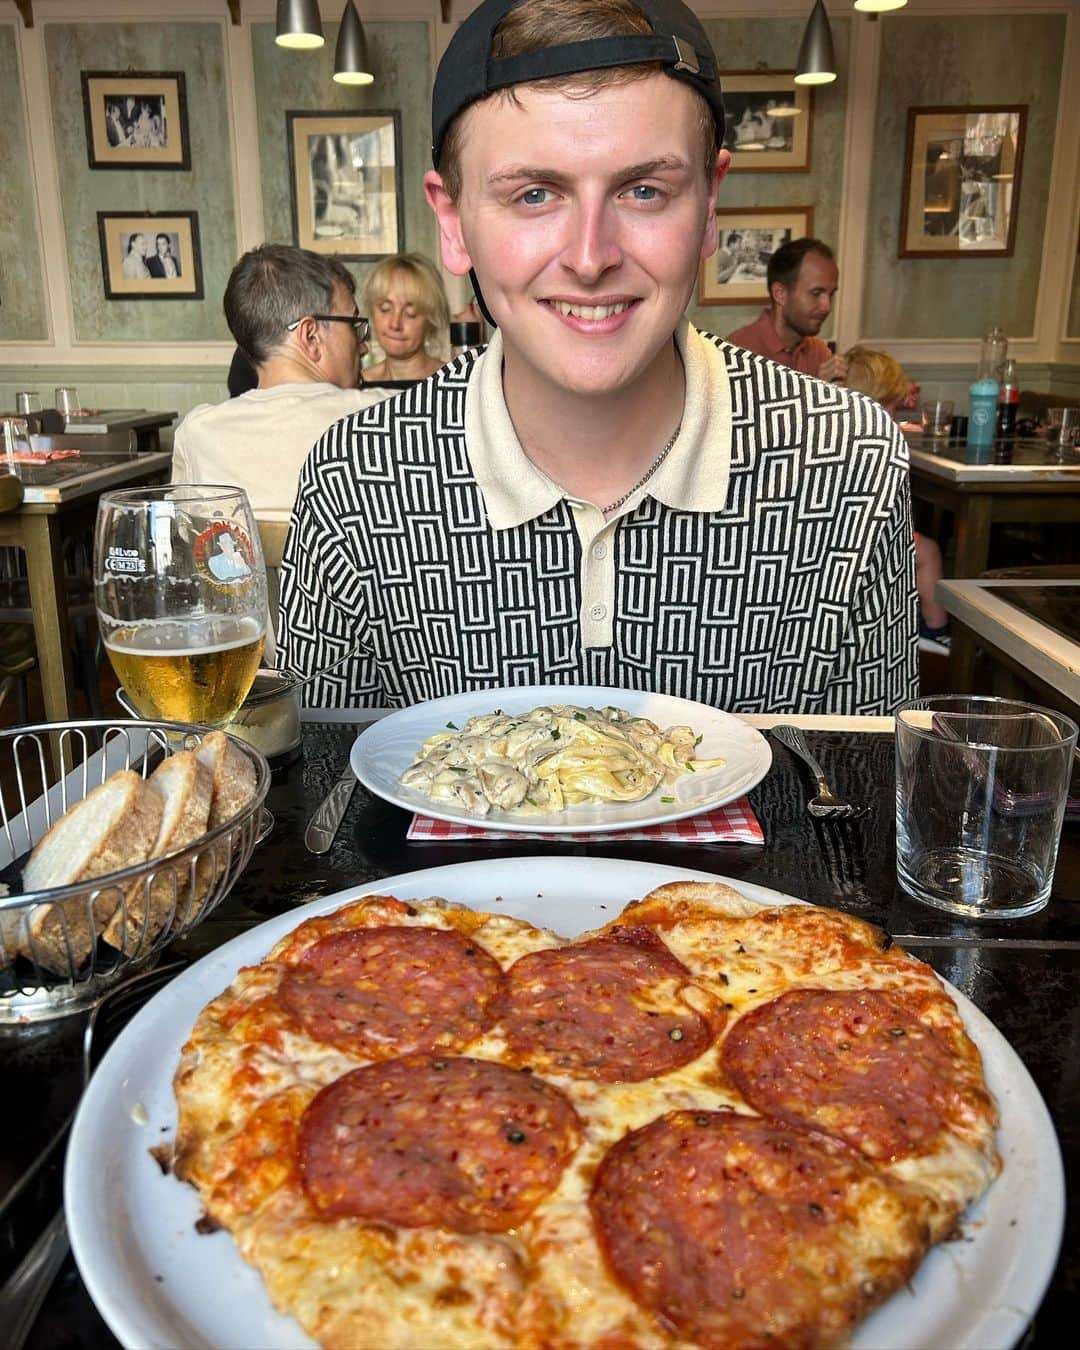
[918,626,951,656]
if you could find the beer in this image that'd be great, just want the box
[105,616,265,726]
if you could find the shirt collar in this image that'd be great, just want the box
[465,319,733,530]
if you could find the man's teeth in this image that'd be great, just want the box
[552,301,630,320]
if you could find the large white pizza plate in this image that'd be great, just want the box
[66,858,1062,1350]
[350,685,772,832]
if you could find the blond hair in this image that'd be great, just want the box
[844,346,909,409]
[438,0,717,201]
[363,253,451,355]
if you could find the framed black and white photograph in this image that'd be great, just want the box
[287,110,403,260]
[899,106,1026,257]
[97,212,203,300]
[699,206,814,305]
[720,73,812,173]
[81,71,190,171]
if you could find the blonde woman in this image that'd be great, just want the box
[845,346,951,654]
[363,253,452,384]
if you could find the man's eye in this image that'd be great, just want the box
[625,184,661,201]
[519,187,552,206]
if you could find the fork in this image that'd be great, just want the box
[0,961,183,1350]
[770,725,864,820]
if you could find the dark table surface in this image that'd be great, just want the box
[3,718,1077,1349]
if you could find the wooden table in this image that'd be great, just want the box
[939,577,1080,711]
[908,435,1080,578]
[0,450,171,725]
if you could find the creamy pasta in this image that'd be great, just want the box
[400,704,724,816]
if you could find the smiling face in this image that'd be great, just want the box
[426,74,726,404]
[371,271,431,362]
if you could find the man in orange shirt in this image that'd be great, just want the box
[727,237,848,382]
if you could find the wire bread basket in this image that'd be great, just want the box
[0,719,270,1022]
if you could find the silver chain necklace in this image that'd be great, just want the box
[602,423,682,515]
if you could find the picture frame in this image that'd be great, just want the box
[899,106,1026,258]
[97,212,204,301]
[286,110,403,260]
[720,73,812,173]
[698,206,815,306]
[80,71,190,171]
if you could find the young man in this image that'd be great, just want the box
[172,244,383,522]
[279,0,917,714]
[727,237,848,382]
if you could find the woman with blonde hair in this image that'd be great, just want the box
[363,252,451,384]
[845,346,951,654]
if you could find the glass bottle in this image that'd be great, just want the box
[996,358,1019,438]
[979,325,1008,384]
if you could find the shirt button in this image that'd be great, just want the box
[592,542,607,560]
[589,603,607,621]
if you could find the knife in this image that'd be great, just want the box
[304,765,358,854]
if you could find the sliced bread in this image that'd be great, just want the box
[104,750,213,957]
[196,730,257,829]
[19,770,164,974]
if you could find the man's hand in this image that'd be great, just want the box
[819,352,849,383]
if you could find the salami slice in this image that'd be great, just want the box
[590,1111,928,1349]
[299,1054,581,1233]
[721,987,994,1161]
[278,926,504,1059]
[494,925,724,1081]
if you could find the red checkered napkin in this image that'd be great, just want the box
[407,797,763,844]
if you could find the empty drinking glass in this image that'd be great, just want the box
[896,695,1077,919]
[55,387,81,419]
[1,417,32,464]
[15,392,42,417]
[920,399,954,438]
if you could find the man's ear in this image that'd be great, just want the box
[700,149,730,260]
[424,170,473,277]
[289,316,324,364]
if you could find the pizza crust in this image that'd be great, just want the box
[170,883,1001,1349]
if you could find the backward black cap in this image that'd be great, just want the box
[431,0,725,168]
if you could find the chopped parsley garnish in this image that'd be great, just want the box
[573,711,586,721]
[660,795,675,803]
[445,720,458,730]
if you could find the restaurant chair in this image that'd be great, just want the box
[0,474,37,722]
[0,471,102,718]
[256,519,290,663]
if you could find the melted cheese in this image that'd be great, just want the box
[172,886,1001,1350]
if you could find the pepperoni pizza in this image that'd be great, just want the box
[171,882,999,1349]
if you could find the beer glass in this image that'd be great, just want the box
[95,485,268,726]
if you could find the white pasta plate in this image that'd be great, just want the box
[349,684,772,832]
[65,858,1062,1350]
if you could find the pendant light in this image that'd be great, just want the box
[334,1,374,85]
[795,0,837,86]
[276,0,324,50]
[853,0,907,11]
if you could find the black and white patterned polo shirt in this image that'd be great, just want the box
[278,323,918,713]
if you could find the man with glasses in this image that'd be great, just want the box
[171,243,384,522]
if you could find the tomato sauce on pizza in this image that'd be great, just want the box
[171,884,1000,1349]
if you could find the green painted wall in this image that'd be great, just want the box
[689,17,850,341]
[251,19,434,303]
[0,25,48,341]
[44,21,235,343]
[862,13,1064,341]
